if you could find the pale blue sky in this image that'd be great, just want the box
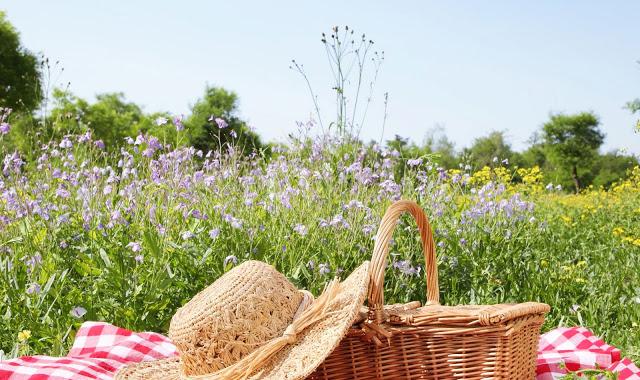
[3,1,640,154]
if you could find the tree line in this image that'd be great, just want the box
[0,11,262,158]
[387,112,637,192]
[1,11,638,193]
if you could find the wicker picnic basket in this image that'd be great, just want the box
[309,200,550,379]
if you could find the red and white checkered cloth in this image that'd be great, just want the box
[1,323,638,379]
[537,327,640,379]
[0,322,177,380]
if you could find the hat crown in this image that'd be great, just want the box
[168,260,303,376]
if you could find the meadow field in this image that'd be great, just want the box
[1,126,638,362]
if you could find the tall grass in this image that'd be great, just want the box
[0,122,639,362]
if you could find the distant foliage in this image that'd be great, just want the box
[2,86,262,157]
[48,90,147,150]
[184,86,262,155]
[542,112,605,192]
[464,131,514,170]
[0,12,42,113]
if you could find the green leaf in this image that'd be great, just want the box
[99,248,112,268]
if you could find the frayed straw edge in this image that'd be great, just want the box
[184,279,341,380]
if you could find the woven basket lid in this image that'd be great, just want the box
[387,302,551,327]
[115,260,370,380]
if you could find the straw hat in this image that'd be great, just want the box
[115,260,369,380]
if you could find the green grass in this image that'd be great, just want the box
[0,134,639,363]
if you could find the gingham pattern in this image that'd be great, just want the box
[0,322,177,380]
[0,323,638,379]
[537,327,640,379]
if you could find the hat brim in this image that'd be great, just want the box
[115,261,370,380]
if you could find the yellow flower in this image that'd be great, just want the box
[633,239,640,247]
[612,227,624,236]
[541,259,548,268]
[560,215,572,224]
[17,330,31,342]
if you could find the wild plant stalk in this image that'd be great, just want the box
[292,26,384,140]
[380,92,389,145]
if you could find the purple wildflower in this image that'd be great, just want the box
[59,138,73,149]
[208,228,220,240]
[318,263,330,275]
[26,283,41,295]
[134,134,145,146]
[134,254,144,264]
[280,192,292,209]
[181,231,195,240]
[224,255,238,267]
[24,253,42,272]
[173,115,184,131]
[224,214,243,229]
[127,242,142,252]
[78,131,91,143]
[94,140,105,149]
[407,158,422,167]
[215,118,228,129]
[55,186,70,199]
[393,260,421,276]
[70,306,87,318]
[142,148,155,157]
[0,122,10,134]
[293,224,308,236]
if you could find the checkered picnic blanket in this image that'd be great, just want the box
[0,322,176,380]
[1,323,638,379]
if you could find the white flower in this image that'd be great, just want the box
[155,117,168,126]
[293,224,308,236]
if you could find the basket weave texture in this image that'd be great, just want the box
[309,200,550,379]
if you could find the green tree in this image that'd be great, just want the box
[465,131,514,169]
[422,127,459,169]
[184,86,262,154]
[626,99,640,133]
[591,151,639,189]
[542,112,604,192]
[0,11,41,112]
[49,89,148,149]
[624,61,639,132]
[626,99,640,114]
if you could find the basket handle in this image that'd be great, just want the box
[367,200,439,323]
